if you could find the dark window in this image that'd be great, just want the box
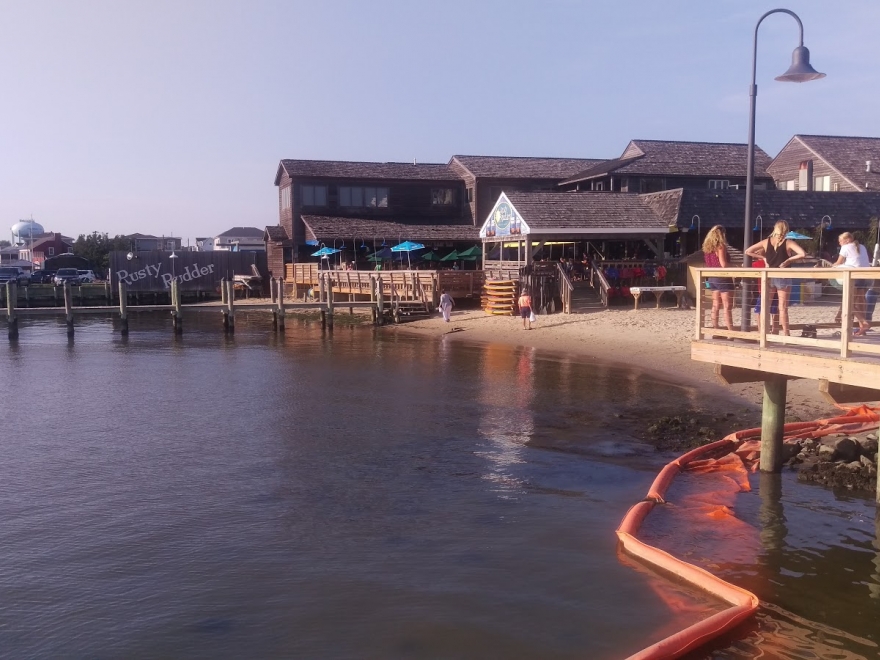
[708,180,730,190]
[339,186,388,208]
[302,185,327,206]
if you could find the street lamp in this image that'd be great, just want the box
[690,215,701,248]
[753,214,763,238]
[741,8,825,331]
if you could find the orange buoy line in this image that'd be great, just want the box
[617,405,879,660]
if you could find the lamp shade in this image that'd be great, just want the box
[775,46,825,82]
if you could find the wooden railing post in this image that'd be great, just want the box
[63,282,74,337]
[6,281,18,340]
[226,280,235,333]
[841,271,853,358]
[276,278,285,330]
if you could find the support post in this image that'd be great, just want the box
[326,273,334,330]
[6,281,18,340]
[221,277,228,306]
[376,275,384,326]
[270,277,278,304]
[63,282,74,337]
[172,279,183,334]
[760,375,788,472]
[226,280,235,332]
[119,282,129,335]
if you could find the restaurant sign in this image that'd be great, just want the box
[479,193,530,238]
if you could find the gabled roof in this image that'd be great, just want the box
[275,159,460,185]
[775,135,880,192]
[302,215,478,242]
[500,191,681,233]
[216,226,265,238]
[450,155,606,179]
[264,226,290,243]
[560,139,774,185]
[675,189,880,230]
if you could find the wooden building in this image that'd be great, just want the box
[557,139,775,194]
[767,134,880,193]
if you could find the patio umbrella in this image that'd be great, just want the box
[439,250,460,262]
[311,246,341,257]
[457,245,482,258]
[390,240,425,268]
[421,251,441,261]
[785,231,812,240]
[368,246,393,260]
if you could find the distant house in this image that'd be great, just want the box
[557,139,775,193]
[213,227,266,251]
[767,134,880,192]
[1,245,21,264]
[194,237,213,252]
[126,233,183,251]
[18,233,73,268]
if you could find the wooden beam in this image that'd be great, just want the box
[643,238,663,257]
[818,380,880,404]
[714,364,800,385]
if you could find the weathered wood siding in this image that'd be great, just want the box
[768,140,860,192]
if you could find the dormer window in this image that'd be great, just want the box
[432,188,454,205]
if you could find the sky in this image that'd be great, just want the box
[1,0,878,245]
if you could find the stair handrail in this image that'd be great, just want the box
[590,262,611,307]
[585,241,606,261]
[556,262,574,314]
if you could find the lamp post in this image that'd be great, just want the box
[818,215,832,260]
[690,215,701,250]
[753,214,763,238]
[741,8,825,331]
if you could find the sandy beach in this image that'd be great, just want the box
[391,305,839,430]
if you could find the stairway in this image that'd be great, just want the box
[569,281,605,314]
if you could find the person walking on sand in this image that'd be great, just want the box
[745,220,806,336]
[438,289,454,322]
[702,225,734,339]
[518,289,533,330]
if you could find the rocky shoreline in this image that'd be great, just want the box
[790,431,878,493]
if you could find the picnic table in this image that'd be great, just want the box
[629,286,687,310]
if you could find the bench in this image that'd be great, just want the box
[629,286,687,310]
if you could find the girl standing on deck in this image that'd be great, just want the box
[702,225,734,338]
[745,220,806,336]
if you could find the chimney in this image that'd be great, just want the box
[798,160,813,191]
[867,160,872,173]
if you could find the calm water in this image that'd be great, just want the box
[0,313,877,659]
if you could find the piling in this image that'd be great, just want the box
[376,275,384,326]
[7,281,18,340]
[276,278,285,330]
[119,282,129,335]
[63,282,74,337]
[171,280,183,334]
[221,277,228,305]
[760,376,787,472]
[270,277,278,305]
[326,273,334,330]
[226,280,235,333]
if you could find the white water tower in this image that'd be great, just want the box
[11,219,45,245]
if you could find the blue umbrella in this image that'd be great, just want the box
[785,231,812,240]
[390,241,425,252]
[311,246,341,257]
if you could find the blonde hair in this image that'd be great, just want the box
[838,231,858,245]
[702,225,727,253]
[770,220,790,238]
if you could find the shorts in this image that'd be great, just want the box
[854,279,874,289]
[707,277,734,292]
[520,306,532,319]
[769,278,794,290]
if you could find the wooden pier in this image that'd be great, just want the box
[691,266,880,502]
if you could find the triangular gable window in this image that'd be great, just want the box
[479,193,530,238]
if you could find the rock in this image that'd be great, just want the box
[817,444,835,459]
[860,455,874,468]
[803,438,818,451]
[795,452,807,462]
[856,436,878,456]
[846,461,863,472]
[832,437,860,462]
[782,442,801,462]
[866,433,878,441]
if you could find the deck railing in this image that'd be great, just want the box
[556,262,573,314]
[692,266,879,359]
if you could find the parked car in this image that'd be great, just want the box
[0,267,27,285]
[30,270,54,284]
[77,270,97,283]
[53,268,82,286]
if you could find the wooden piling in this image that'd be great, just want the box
[119,282,129,335]
[221,277,228,306]
[760,376,787,472]
[226,280,235,333]
[270,277,278,304]
[63,282,74,337]
[171,280,182,334]
[376,275,384,326]
[326,273,334,329]
[7,281,18,340]
[276,278,285,330]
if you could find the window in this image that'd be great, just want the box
[339,186,388,208]
[594,181,605,191]
[48,247,55,256]
[786,180,797,191]
[166,241,175,250]
[708,180,730,190]
[301,185,327,207]
[432,188,454,205]
[466,187,474,203]
[814,175,831,191]
[281,186,291,209]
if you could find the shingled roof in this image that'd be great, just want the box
[674,189,880,230]
[778,135,880,192]
[451,155,606,179]
[302,216,478,242]
[264,226,290,243]
[217,226,265,238]
[275,160,459,185]
[560,139,774,185]
[501,191,681,234]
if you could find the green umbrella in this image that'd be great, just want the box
[457,245,482,258]
[439,250,460,262]
[421,251,441,261]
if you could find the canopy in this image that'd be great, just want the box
[785,231,812,240]
[421,251,441,261]
[457,245,482,258]
[390,241,425,252]
[368,247,393,260]
[311,246,340,257]
[439,250,460,262]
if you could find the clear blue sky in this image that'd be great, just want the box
[1,0,877,244]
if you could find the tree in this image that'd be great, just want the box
[72,232,131,272]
